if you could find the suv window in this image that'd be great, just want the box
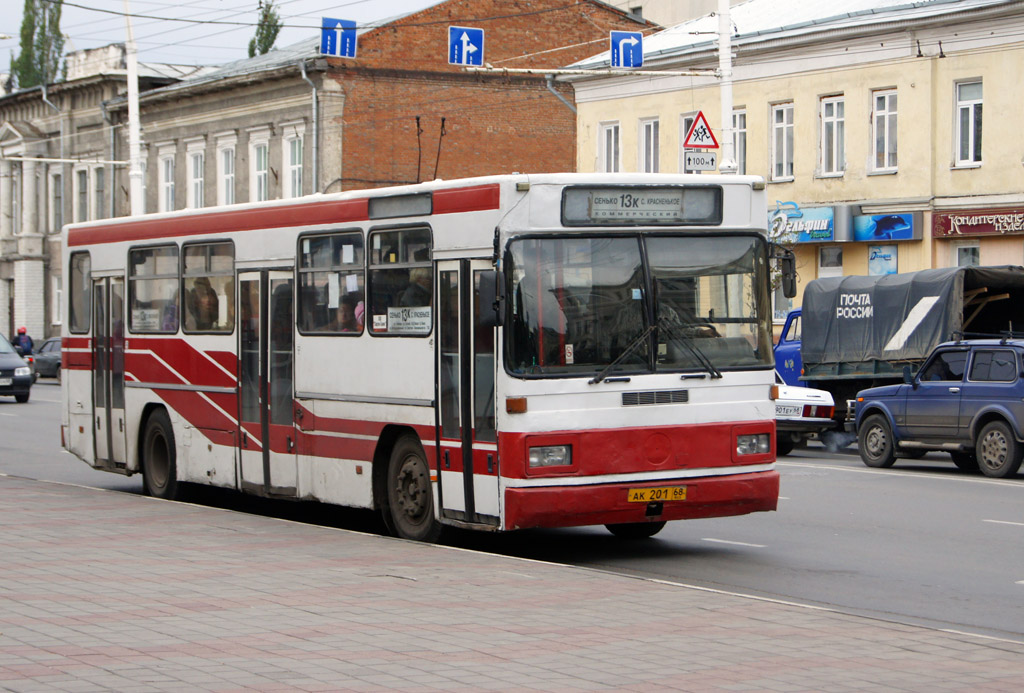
[969,349,1018,382]
[919,349,968,382]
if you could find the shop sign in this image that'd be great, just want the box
[933,208,1024,237]
[868,244,898,275]
[854,213,918,241]
[769,202,834,243]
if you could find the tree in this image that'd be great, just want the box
[248,0,282,58]
[11,0,65,89]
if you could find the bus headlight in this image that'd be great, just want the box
[529,445,571,468]
[14,366,31,377]
[736,434,770,455]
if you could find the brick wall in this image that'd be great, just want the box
[330,0,649,189]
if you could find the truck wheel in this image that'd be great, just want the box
[950,451,979,471]
[383,434,441,542]
[858,414,896,468]
[142,408,179,499]
[976,421,1023,478]
[606,521,666,539]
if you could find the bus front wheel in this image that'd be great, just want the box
[384,434,441,542]
[142,408,179,500]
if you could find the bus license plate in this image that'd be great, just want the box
[628,486,687,503]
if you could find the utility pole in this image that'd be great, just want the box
[124,0,144,214]
[718,0,737,174]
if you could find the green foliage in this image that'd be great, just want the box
[248,0,282,58]
[11,0,65,89]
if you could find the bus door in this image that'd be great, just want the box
[92,276,127,468]
[237,270,297,496]
[436,259,499,526]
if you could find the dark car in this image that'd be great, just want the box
[853,338,1024,478]
[0,333,34,403]
[33,337,62,379]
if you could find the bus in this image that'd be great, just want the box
[61,172,793,541]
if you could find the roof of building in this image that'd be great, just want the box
[572,0,1016,68]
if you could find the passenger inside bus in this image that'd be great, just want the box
[186,277,220,331]
[329,294,363,332]
[399,267,432,307]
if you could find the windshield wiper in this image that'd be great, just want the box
[588,321,658,385]
[657,316,723,379]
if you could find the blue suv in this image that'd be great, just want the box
[853,339,1024,478]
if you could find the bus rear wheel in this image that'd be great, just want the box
[605,521,667,539]
[384,435,441,542]
[142,408,179,500]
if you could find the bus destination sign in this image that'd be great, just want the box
[562,186,720,226]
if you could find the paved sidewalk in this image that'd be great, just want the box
[2,475,1024,692]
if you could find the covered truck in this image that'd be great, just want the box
[774,265,1024,425]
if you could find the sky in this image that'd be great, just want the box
[2,0,442,69]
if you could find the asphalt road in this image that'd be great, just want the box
[4,382,1023,644]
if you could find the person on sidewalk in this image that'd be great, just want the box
[13,327,34,356]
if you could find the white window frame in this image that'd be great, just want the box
[679,113,698,174]
[953,240,980,267]
[49,169,63,233]
[819,95,845,177]
[185,137,206,209]
[216,131,237,206]
[73,166,89,222]
[818,246,843,279]
[639,117,659,173]
[732,109,747,175]
[51,274,62,326]
[248,126,271,203]
[771,103,794,181]
[872,89,898,172]
[955,80,983,166]
[599,121,620,172]
[157,142,176,213]
[281,121,305,199]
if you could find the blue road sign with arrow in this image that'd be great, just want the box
[321,18,357,58]
[449,26,484,66]
[610,31,643,68]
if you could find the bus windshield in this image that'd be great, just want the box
[506,233,772,377]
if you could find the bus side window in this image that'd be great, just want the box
[368,227,432,335]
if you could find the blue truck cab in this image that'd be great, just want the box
[774,309,803,387]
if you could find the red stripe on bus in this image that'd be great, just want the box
[126,338,237,388]
[67,198,371,247]
[432,184,501,214]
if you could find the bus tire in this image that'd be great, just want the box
[384,434,441,542]
[605,521,666,539]
[142,408,179,500]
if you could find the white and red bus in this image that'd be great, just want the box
[62,173,791,541]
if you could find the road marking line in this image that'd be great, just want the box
[702,537,766,548]
[984,519,1024,527]
[779,461,1024,487]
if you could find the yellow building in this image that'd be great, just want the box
[568,0,1024,320]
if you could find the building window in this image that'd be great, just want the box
[599,122,620,172]
[159,153,175,212]
[818,246,843,279]
[680,113,698,174]
[75,169,89,222]
[191,152,205,208]
[772,103,794,181]
[248,126,271,203]
[639,118,659,173]
[955,242,980,267]
[732,110,747,174]
[51,275,62,326]
[956,81,983,165]
[285,136,303,198]
[873,89,898,171]
[216,132,237,206]
[820,96,844,176]
[50,172,62,232]
[94,167,105,220]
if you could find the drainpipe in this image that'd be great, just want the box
[545,74,576,114]
[299,60,319,194]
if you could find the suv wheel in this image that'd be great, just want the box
[858,414,896,468]
[976,420,1024,478]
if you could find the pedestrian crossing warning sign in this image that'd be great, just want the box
[683,111,719,149]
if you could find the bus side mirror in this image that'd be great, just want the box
[478,270,504,328]
[780,255,797,298]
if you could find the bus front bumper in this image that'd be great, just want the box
[503,469,779,531]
